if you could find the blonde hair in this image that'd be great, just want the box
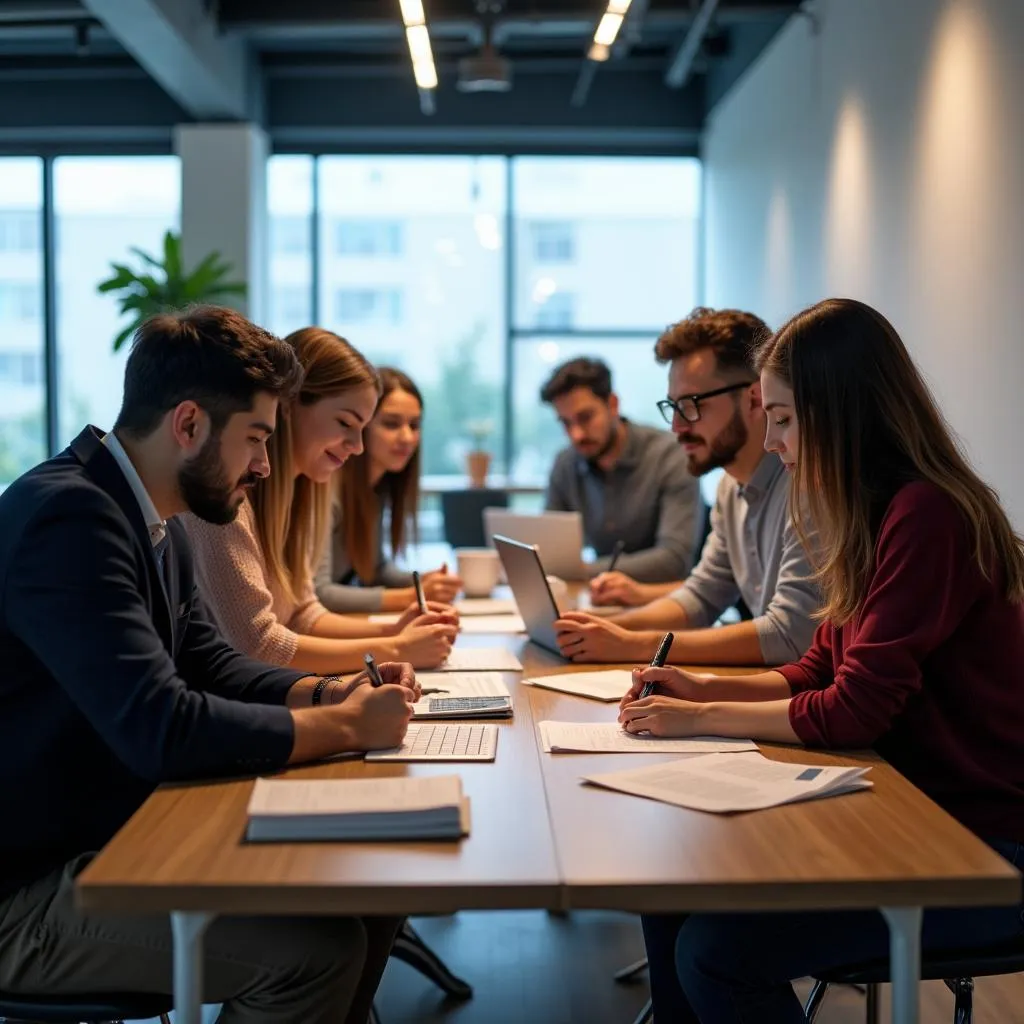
[250,327,380,605]
[757,298,1024,624]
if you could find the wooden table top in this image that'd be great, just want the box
[77,631,1022,918]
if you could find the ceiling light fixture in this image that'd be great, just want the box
[588,0,633,61]
[399,0,438,110]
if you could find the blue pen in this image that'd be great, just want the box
[639,632,674,698]
[364,653,385,687]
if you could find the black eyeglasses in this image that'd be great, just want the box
[656,381,756,424]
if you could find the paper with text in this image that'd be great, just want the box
[248,774,463,816]
[539,721,757,754]
[459,615,526,634]
[582,751,872,813]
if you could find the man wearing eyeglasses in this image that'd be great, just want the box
[540,356,703,582]
[555,307,821,666]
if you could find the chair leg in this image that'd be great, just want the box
[865,982,880,1024]
[369,1001,382,1024]
[160,1015,173,1024]
[803,979,829,1022]
[630,997,653,1024]
[390,920,473,1000]
[614,957,650,984]
[952,976,974,1024]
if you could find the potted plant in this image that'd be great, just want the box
[465,418,494,488]
[97,230,247,351]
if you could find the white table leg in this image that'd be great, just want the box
[881,906,923,1024]
[171,911,213,1024]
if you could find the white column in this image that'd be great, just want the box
[173,123,267,323]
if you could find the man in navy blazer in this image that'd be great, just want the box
[0,307,415,1023]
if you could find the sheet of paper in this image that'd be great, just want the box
[459,615,526,635]
[456,598,519,616]
[368,613,400,625]
[248,774,462,816]
[524,670,633,702]
[582,752,872,813]
[539,720,758,754]
[438,648,523,672]
[416,672,512,698]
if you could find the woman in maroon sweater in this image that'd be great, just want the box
[623,298,1024,1023]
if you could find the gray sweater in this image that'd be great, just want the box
[545,420,703,582]
[314,499,414,613]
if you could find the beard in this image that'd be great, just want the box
[678,406,749,476]
[178,431,260,525]
[583,420,620,464]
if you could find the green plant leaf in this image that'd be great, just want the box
[112,319,141,352]
[128,246,165,273]
[163,231,181,281]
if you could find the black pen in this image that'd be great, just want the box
[639,632,674,698]
[364,652,385,687]
[412,570,428,615]
[607,540,625,575]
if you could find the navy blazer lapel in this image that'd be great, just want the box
[69,426,174,647]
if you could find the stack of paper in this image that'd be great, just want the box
[524,670,633,702]
[245,775,469,841]
[412,672,513,719]
[582,751,872,813]
[438,648,523,672]
[538,721,757,754]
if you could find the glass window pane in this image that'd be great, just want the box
[267,155,314,337]
[512,335,669,481]
[55,156,180,446]
[0,157,44,489]
[317,156,507,474]
[512,157,702,331]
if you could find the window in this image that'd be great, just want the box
[272,215,309,256]
[267,156,314,338]
[0,158,45,488]
[333,288,403,326]
[335,219,403,256]
[0,282,41,321]
[513,158,701,331]
[54,156,180,447]
[0,351,41,386]
[534,290,575,330]
[0,210,40,253]
[530,221,575,263]
[315,156,507,477]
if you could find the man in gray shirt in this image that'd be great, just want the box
[555,308,820,666]
[541,357,702,582]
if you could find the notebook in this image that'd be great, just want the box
[365,723,499,762]
[245,775,470,841]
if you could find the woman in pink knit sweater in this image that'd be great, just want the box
[184,327,458,672]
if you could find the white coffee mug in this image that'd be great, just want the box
[455,548,501,597]
[546,575,572,613]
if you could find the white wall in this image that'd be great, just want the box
[703,0,1024,523]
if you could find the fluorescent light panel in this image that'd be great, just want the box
[590,0,632,56]
[400,1,437,92]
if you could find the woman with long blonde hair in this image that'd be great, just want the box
[316,367,461,613]
[185,327,457,673]
[620,299,1024,1022]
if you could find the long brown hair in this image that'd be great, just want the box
[339,367,422,582]
[250,327,380,604]
[757,298,1024,624]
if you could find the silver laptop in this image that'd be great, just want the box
[483,509,587,581]
[492,535,564,658]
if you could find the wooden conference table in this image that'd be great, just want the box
[77,632,1021,1024]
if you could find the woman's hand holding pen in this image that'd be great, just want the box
[618,665,707,711]
[421,564,463,604]
[388,600,459,635]
[342,660,422,703]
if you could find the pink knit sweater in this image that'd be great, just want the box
[182,501,328,666]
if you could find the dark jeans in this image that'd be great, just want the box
[641,839,1024,1023]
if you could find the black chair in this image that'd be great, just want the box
[440,489,508,549]
[0,990,172,1023]
[613,957,652,1024]
[804,938,1024,1023]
